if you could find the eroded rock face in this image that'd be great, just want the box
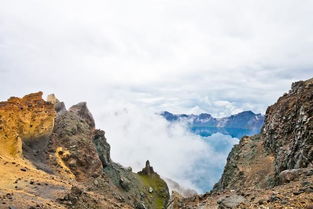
[51,106,103,181]
[217,194,246,209]
[138,160,155,176]
[263,78,313,174]
[214,78,313,191]
[0,92,55,158]
[69,102,95,129]
[136,161,170,209]
[213,135,275,190]
[0,92,170,208]
[93,129,111,168]
[47,94,60,105]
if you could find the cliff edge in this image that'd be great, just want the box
[0,93,169,209]
[172,78,313,209]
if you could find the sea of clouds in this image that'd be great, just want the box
[1,0,312,193]
[94,101,238,193]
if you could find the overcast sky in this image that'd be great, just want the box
[1,0,313,116]
[1,0,313,193]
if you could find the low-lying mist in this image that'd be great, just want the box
[95,103,238,193]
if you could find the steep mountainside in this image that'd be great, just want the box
[0,92,169,209]
[161,111,264,138]
[171,78,313,209]
[1,78,311,209]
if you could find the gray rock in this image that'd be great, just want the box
[93,130,111,168]
[69,102,95,128]
[55,102,66,114]
[138,160,155,176]
[279,169,302,184]
[135,202,147,209]
[217,195,245,209]
[119,177,131,191]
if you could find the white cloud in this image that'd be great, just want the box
[0,0,312,117]
[93,101,238,192]
[0,0,312,192]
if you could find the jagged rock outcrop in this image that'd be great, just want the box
[47,93,60,105]
[93,129,111,168]
[263,78,313,174]
[0,92,170,209]
[0,92,55,158]
[136,160,170,209]
[69,102,95,128]
[213,135,275,190]
[174,78,313,209]
[214,78,313,191]
[138,160,155,176]
[51,99,170,208]
[51,105,103,180]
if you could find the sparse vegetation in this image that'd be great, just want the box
[136,173,169,209]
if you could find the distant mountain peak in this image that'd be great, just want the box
[161,110,265,138]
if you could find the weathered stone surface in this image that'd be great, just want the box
[263,78,313,175]
[51,106,103,181]
[217,195,245,208]
[214,78,313,191]
[92,129,111,168]
[69,102,95,128]
[279,168,313,184]
[46,94,60,105]
[55,102,66,114]
[0,92,170,209]
[213,135,275,190]
[279,169,302,184]
[0,92,55,158]
[138,160,155,176]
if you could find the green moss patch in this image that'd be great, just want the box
[136,173,169,209]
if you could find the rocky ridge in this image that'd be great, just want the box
[170,78,313,209]
[0,92,55,158]
[0,92,169,209]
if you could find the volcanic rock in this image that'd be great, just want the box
[0,92,55,158]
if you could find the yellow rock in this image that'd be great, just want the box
[47,93,60,105]
[0,92,56,158]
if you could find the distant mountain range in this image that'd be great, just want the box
[161,110,264,138]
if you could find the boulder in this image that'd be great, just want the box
[279,169,302,184]
[217,195,245,209]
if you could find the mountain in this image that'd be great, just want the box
[161,110,265,138]
[0,92,169,209]
[1,78,312,209]
[171,78,313,208]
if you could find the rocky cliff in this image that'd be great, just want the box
[263,78,313,175]
[171,78,313,209]
[214,78,313,191]
[0,92,55,158]
[0,93,169,209]
[1,78,312,209]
